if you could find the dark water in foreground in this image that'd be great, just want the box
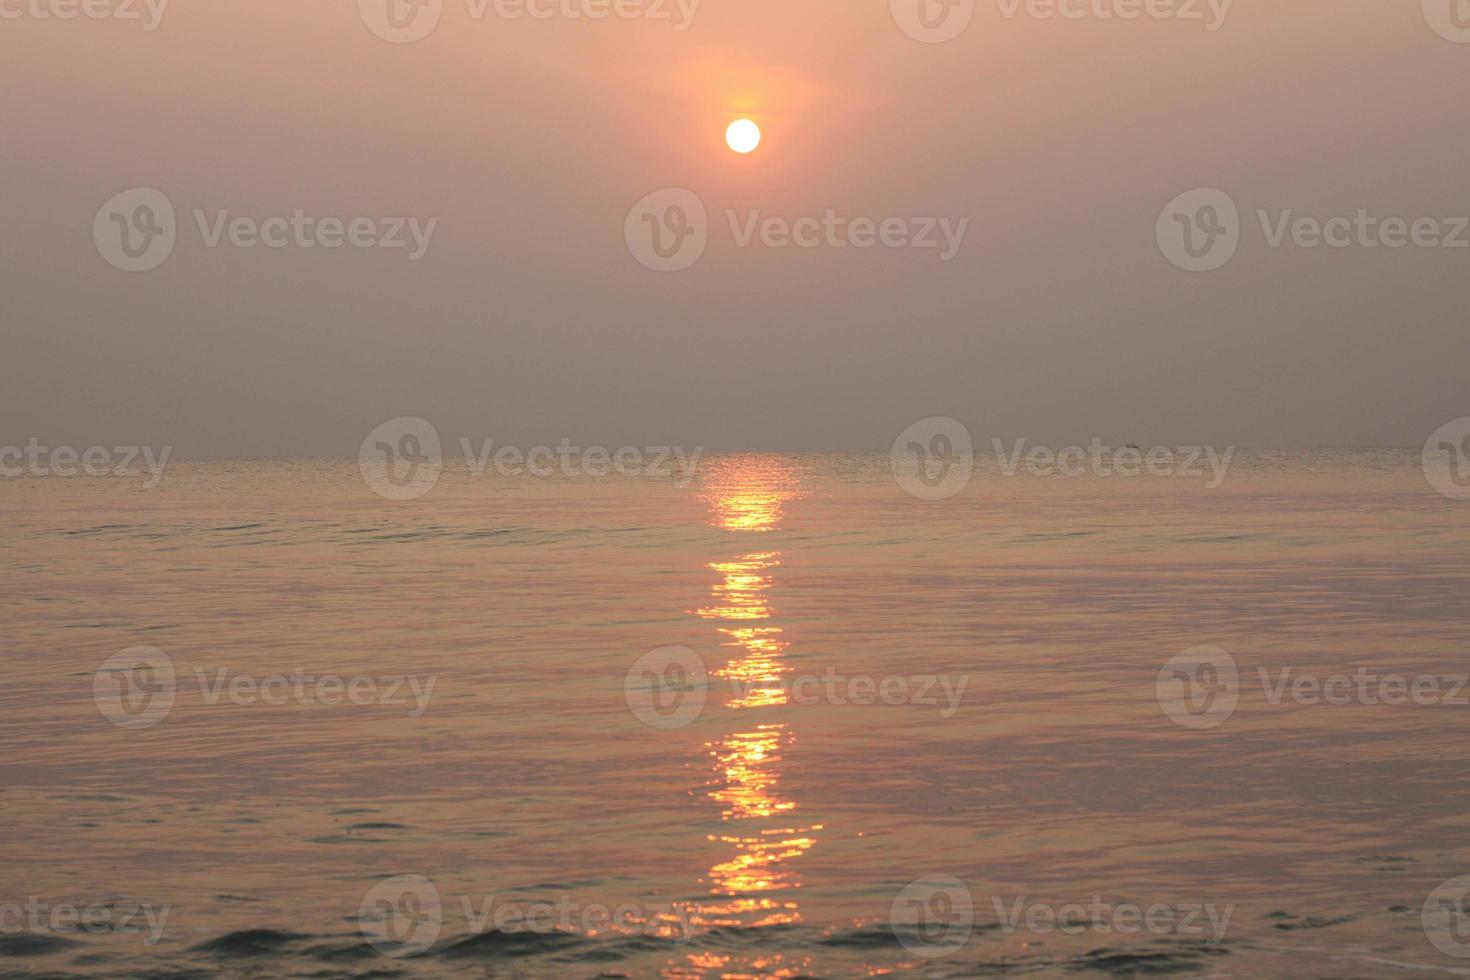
[4,451,1470,978]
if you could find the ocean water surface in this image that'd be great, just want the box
[4,451,1469,978]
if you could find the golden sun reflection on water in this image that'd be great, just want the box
[701,457,802,532]
[705,725,796,821]
[700,553,790,710]
[686,458,820,942]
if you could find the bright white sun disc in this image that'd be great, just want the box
[726,119,761,154]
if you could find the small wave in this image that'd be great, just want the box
[571,933,673,962]
[819,923,920,950]
[1179,533,1267,544]
[60,524,134,536]
[192,928,307,957]
[437,928,589,960]
[301,937,381,964]
[307,834,381,845]
[0,932,79,957]
[1271,914,1355,931]
[696,923,804,950]
[1065,943,1229,975]
[346,822,409,830]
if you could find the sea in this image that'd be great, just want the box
[4,449,1469,978]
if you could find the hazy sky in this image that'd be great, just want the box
[4,0,1468,455]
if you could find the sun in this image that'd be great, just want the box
[725,119,761,154]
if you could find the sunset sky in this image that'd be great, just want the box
[5,0,1468,455]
